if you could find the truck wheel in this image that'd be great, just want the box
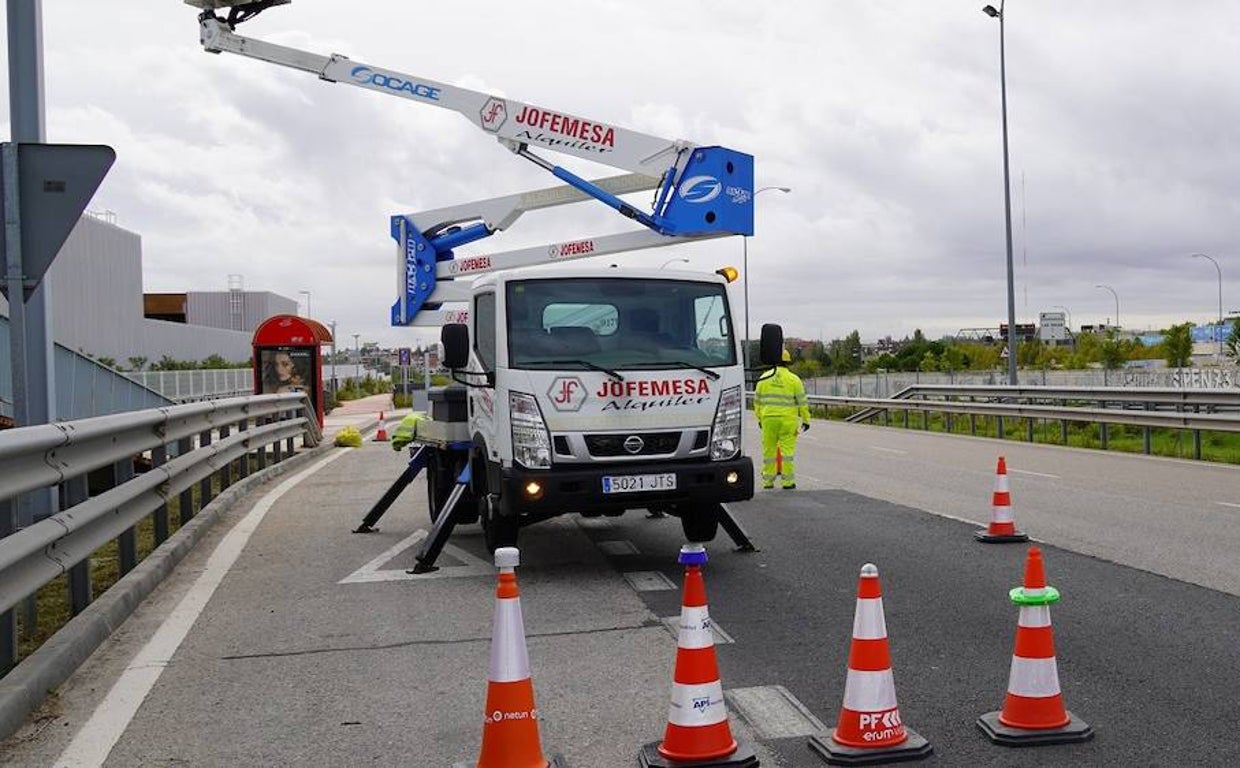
[679,503,720,543]
[426,452,478,525]
[481,493,519,553]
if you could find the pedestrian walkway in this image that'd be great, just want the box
[323,392,396,440]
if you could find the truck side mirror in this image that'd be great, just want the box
[441,323,470,370]
[759,323,784,367]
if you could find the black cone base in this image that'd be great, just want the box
[974,529,1029,543]
[977,711,1094,746]
[639,741,760,768]
[808,728,932,766]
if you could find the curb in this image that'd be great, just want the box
[0,443,335,742]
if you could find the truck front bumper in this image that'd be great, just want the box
[499,456,754,522]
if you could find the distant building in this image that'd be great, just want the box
[0,214,297,365]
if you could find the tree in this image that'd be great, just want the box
[1099,331,1127,370]
[127,356,148,372]
[1162,323,1194,368]
[1225,318,1240,363]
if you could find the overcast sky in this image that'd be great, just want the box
[3,1,1237,349]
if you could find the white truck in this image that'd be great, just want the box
[188,1,781,565]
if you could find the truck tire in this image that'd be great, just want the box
[480,493,519,553]
[678,503,720,543]
[426,451,477,525]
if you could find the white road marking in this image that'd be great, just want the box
[338,529,492,582]
[623,571,678,591]
[661,616,735,645]
[726,685,827,738]
[598,539,640,556]
[870,446,907,455]
[1010,468,1060,479]
[55,449,348,768]
[1218,501,1240,509]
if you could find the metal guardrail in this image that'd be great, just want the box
[0,393,321,669]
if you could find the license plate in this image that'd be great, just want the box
[601,473,677,494]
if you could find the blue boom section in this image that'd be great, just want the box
[389,145,755,325]
[658,146,754,237]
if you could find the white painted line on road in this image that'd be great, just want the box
[1217,501,1240,509]
[726,685,827,738]
[598,539,640,556]
[661,616,735,645]
[1010,468,1060,479]
[56,449,349,768]
[338,529,492,582]
[870,446,907,455]
[623,571,677,591]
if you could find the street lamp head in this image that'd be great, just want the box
[982,5,1001,18]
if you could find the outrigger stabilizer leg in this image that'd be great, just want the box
[718,504,758,553]
[353,447,430,533]
[409,463,472,574]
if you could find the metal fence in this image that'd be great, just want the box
[0,393,321,678]
[802,366,1239,398]
[122,368,254,402]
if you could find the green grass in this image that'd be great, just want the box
[808,405,1240,465]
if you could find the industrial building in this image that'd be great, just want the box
[0,214,296,365]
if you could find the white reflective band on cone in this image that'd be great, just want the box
[489,597,531,683]
[995,475,1009,492]
[1007,656,1062,697]
[676,606,714,649]
[667,680,728,727]
[852,598,887,640]
[1017,604,1052,628]
[992,505,1013,522]
[842,669,898,711]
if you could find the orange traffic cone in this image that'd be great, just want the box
[640,545,758,768]
[809,564,932,765]
[472,547,566,768]
[374,411,389,442]
[978,547,1093,746]
[974,456,1028,542]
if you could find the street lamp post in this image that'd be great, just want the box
[328,320,338,397]
[298,290,312,318]
[983,1,1018,386]
[1095,284,1119,330]
[1189,253,1223,358]
[743,186,792,368]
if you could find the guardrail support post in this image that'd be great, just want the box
[64,476,92,616]
[272,423,283,464]
[152,445,169,545]
[1061,419,1068,444]
[256,416,268,470]
[237,417,251,480]
[997,416,1005,440]
[903,410,909,429]
[199,429,214,506]
[1,500,16,673]
[177,437,195,523]
[1100,422,1109,450]
[219,424,233,489]
[970,414,977,435]
[114,459,138,576]
[1143,426,1152,455]
[1027,418,1034,443]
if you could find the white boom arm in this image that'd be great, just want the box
[196,17,692,178]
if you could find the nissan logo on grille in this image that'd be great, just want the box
[623,435,645,454]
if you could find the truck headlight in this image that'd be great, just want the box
[709,385,742,461]
[510,391,552,469]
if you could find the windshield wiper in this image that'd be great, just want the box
[528,359,625,382]
[627,360,722,380]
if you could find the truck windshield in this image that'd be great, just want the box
[506,277,736,370]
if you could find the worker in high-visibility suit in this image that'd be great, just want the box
[753,349,811,489]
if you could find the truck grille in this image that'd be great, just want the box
[585,431,681,457]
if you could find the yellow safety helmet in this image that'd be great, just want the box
[781,349,792,363]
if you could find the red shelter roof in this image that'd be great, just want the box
[252,315,334,346]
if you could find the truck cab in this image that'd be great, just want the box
[443,265,753,549]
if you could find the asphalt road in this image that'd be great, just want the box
[2,420,1237,767]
